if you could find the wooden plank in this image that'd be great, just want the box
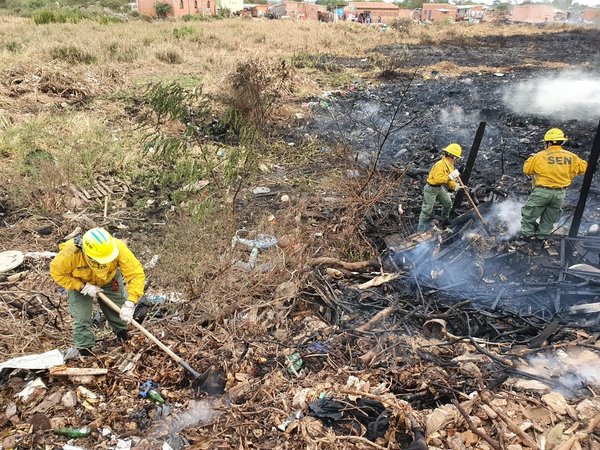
[49,366,108,376]
[94,182,109,196]
[97,179,113,194]
[68,184,90,203]
[80,188,93,200]
[384,231,435,254]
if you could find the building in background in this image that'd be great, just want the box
[218,0,243,14]
[345,2,412,24]
[582,6,600,23]
[243,3,269,17]
[421,3,457,22]
[269,1,326,20]
[510,4,559,23]
[137,0,215,17]
[456,4,485,22]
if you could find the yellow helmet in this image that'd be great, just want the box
[544,128,568,142]
[443,143,462,158]
[82,228,119,264]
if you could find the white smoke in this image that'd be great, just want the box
[439,106,482,126]
[522,348,600,396]
[505,71,600,122]
[486,198,524,241]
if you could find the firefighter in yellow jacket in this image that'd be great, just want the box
[521,128,587,241]
[417,143,462,231]
[50,228,145,356]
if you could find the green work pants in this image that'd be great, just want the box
[520,187,566,239]
[418,184,452,231]
[67,272,128,349]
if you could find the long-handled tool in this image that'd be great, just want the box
[98,292,209,387]
[457,176,490,235]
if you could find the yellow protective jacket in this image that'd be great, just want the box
[50,238,145,303]
[523,145,587,189]
[426,157,457,191]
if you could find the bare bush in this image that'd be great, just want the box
[226,57,294,124]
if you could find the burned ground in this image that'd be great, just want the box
[1,20,600,450]
[380,27,600,68]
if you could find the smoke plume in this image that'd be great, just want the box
[505,71,600,122]
[485,197,524,241]
[522,348,600,396]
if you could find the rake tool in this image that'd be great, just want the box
[456,176,490,235]
[98,292,209,389]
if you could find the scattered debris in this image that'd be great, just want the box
[0,349,64,371]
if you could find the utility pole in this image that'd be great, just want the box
[568,118,600,238]
[452,121,486,214]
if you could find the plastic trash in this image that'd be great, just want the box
[140,380,165,404]
[53,427,91,438]
[277,410,303,431]
[251,186,271,195]
[287,353,303,375]
[0,250,24,273]
[16,378,47,404]
[145,254,160,269]
[231,230,278,272]
[231,231,278,250]
[115,439,132,450]
[0,349,64,371]
[307,342,330,354]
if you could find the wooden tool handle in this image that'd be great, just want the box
[98,292,181,363]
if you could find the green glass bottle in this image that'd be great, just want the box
[53,427,92,438]
[147,389,165,404]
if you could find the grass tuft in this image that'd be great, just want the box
[50,45,97,64]
[155,49,183,64]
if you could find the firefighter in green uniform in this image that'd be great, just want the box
[417,143,462,231]
[520,128,587,241]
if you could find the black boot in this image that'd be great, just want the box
[116,330,130,343]
[78,348,94,357]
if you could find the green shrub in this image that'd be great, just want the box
[182,13,210,21]
[172,25,195,39]
[32,9,84,24]
[155,49,183,64]
[154,1,170,18]
[50,45,97,64]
